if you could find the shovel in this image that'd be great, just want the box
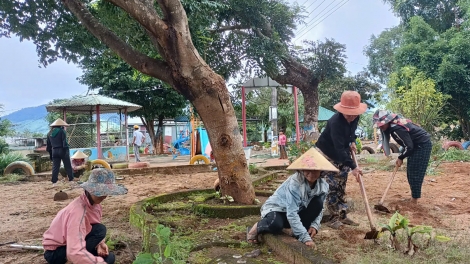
[374,165,399,213]
[351,151,380,240]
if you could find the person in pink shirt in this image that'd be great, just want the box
[278,131,288,159]
[42,168,128,264]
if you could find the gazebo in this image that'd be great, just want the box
[46,94,142,161]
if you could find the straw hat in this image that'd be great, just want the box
[80,168,128,196]
[287,148,339,172]
[133,125,139,129]
[71,150,88,160]
[333,91,368,115]
[50,118,69,127]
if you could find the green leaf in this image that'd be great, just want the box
[164,244,172,258]
[133,253,154,264]
[435,235,451,242]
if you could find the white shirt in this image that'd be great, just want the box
[133,130,144,146]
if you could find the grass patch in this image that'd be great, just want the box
[0,173,27,183]
[316,227,470,264]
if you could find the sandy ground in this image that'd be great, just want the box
[0,158,469,263]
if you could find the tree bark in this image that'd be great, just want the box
[141,116,156,154]
[156,115,164,154]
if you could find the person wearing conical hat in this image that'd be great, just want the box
[60,150,89,179]
[315,91,367,229]
[373,110,432,204]
[246,148,337,248]
[43,168,127,264]
[46,118,75,187]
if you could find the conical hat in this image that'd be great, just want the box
[287,148,339,172]
[71,150,88,159]
[50,118,69,127]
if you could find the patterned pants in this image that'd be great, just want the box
[321,163,351,220]
[407,140,432,198]
[279,145,288,159]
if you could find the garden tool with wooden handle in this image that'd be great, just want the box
[374,165,399,213]
[351,150,380,240]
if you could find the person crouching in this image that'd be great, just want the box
[42,168,128,264]
[246,148,338,248]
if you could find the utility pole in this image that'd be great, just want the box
[270,87,278,137]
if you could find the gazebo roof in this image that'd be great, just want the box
[46,94,142,114]
[299,106,336,122]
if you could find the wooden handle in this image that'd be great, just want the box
[378,165,399,205]
[351,151,376,231]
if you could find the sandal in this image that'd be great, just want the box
[326,220,344,230]
[341,217,359,226]
[246,226,259,244]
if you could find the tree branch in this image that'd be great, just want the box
[156,0,188,32]
[208,25,250,33]
[107,0,168,44]
[62,0,172,84]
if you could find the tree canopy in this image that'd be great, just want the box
[366,1,470,139]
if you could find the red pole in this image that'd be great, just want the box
[294,87,300,144]
[96,105,102,159]
[242,86,247,147]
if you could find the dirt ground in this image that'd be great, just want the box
[0,160,469,263]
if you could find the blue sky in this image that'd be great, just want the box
[0,0,399,116]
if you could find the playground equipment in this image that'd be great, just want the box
[169,113,212,165]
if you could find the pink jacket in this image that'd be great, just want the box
[279,134,287,145]
[42,192,105,263]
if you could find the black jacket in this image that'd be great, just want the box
[385,123,430,160]
[316,113,358,169]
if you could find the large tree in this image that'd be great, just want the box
[79,53,188,154]
[0,0,255,203]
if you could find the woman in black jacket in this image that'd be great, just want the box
[46,118,75,187]
[373,110,432,204]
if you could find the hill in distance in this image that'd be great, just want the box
[1,105,49,134]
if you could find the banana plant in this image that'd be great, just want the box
[380,212,409,250]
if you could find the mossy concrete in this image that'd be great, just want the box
[263,234,337,264]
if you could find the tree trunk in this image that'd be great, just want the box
[142,117,156,154]
[300,82,320,141]
[174,69,256,204]
[460,118,470,141]
[271,58,321,142]
[156,115,164,154]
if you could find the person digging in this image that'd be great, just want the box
[42,168,128,264]
[246,148,338,248]
[373,110,432,204]
[59,150,90,180]
[315,90,366,229]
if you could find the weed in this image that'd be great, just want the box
[0,173,26,183]
[133,224,192,264]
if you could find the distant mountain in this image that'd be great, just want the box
[1,105,49,134]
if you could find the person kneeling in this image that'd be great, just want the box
[246,148,338,248]
[42,168,128,264]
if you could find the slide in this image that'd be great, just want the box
[172,136,190,159]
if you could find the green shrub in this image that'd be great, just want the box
[0,152,30,176]
[0,138,8,154]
